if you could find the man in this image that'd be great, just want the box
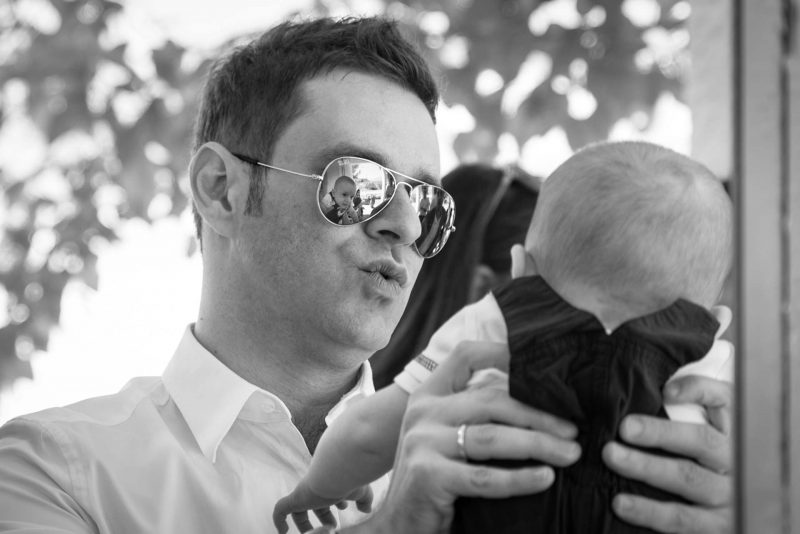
[0,17,731,534]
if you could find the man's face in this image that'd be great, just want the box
[233,70,440,367]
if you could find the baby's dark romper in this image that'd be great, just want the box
[450,276,720,534]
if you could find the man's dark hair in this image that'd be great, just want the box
[191,16,440,244]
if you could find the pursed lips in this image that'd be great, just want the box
[361,260,409,288]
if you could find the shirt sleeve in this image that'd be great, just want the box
[664,305,736,424]
[394,293,508,394]
[0,418,95,533]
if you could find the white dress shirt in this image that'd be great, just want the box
[0,326,384,533]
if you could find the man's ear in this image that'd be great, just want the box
[510,244,538,279]
[189,142,248,239]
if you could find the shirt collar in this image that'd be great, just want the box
[325,361,374,426]
[162,325,375,463]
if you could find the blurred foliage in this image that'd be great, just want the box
[0,0,211,387]
[383,0,689,161]
[0,0,689,388]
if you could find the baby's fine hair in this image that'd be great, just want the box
[333,176,356,190]
[527,140,733,309]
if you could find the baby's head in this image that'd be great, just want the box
[523,141,732,322]
[331,176,356,209]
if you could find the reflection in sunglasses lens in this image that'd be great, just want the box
[317,157,454,257]
[318,158,393,225]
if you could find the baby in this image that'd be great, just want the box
[322,175,360,224]
[273,140,734,534]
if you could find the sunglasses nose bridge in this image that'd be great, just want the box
[394,181,414,196]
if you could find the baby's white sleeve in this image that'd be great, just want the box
[394,293,508,394]
[664,305,735,424]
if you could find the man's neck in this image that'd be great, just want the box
[191,318,363,451]
[292,404,336,454]
[276,363,361,453]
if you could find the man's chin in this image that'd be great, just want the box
[331,298,405,353]
[359,329,394,355]
[351,321,396,355]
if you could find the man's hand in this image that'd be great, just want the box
[344,342,581,534]
[273,481,373,534]
[603,375,733,534]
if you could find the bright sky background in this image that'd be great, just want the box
[0,0,692,424]
[122,1,311,50]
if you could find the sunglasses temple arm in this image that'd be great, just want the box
[257,162,322,182]
[240,156,322,182]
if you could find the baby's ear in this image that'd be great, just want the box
[510,244,538,279]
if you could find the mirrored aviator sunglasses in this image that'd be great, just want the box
[234,154,456,258]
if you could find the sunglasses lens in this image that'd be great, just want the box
[410,185,455,258]
[318,157,394,225]
[317,157,455,258]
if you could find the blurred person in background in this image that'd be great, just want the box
[371,162,542,387]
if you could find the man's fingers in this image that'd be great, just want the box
[402,405,580,466]
[612,493,732,534]
[664,376,733,409]
[463,387,577,438]
[602,442,731,506]
[418,341,510,395]
[439,458,556,498]
[407,386,577,440]
[664,376,733,435]
[457,423,581,466]
[618,415,731,473]
[457,463,556,498]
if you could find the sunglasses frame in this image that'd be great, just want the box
[231,152,456,258]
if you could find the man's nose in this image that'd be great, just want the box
[364,184,421,249]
